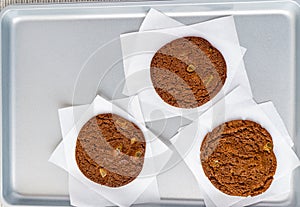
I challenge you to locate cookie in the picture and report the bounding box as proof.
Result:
[75,113,146,187]
[200,120,277,196]
[150,36,227,108]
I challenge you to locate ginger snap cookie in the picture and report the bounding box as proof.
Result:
[150,36,227,108]
[200,120,277,196]
[75,113,146,187]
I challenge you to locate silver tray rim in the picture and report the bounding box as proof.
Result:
[1,0,300,206]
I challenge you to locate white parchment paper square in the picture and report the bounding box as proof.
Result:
[51,99,295,207]
[139,8,252,97]
[171,86,300,207]
[135,9,251,123]
[121,12,246,122]
[259,101,294,148]
[49,95,172,207]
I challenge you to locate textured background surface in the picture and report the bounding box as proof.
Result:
[0,0,130,10]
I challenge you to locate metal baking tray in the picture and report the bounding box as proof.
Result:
[1,0,300,206]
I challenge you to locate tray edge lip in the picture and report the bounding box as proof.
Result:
[0,0,299,206]
[1,0,300,18]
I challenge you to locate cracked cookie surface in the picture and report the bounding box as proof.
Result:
[75,113,146,187]
[200,120,277,196]
[150,36,227,108]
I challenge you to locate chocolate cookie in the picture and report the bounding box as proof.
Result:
[75,113,146,187]
[150,36,227,108]
[200,120,277,196]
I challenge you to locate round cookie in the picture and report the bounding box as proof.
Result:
[150,36,227,109]
[200,120,277,196]
[75,113,146,187]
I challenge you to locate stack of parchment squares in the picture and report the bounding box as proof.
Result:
[49,9,300,207]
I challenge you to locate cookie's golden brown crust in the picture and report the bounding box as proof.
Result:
[150,36,227,108]
[200,120,277,196]
[75,113,146,187]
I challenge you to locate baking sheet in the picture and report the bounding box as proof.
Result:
[1,0,300,206]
